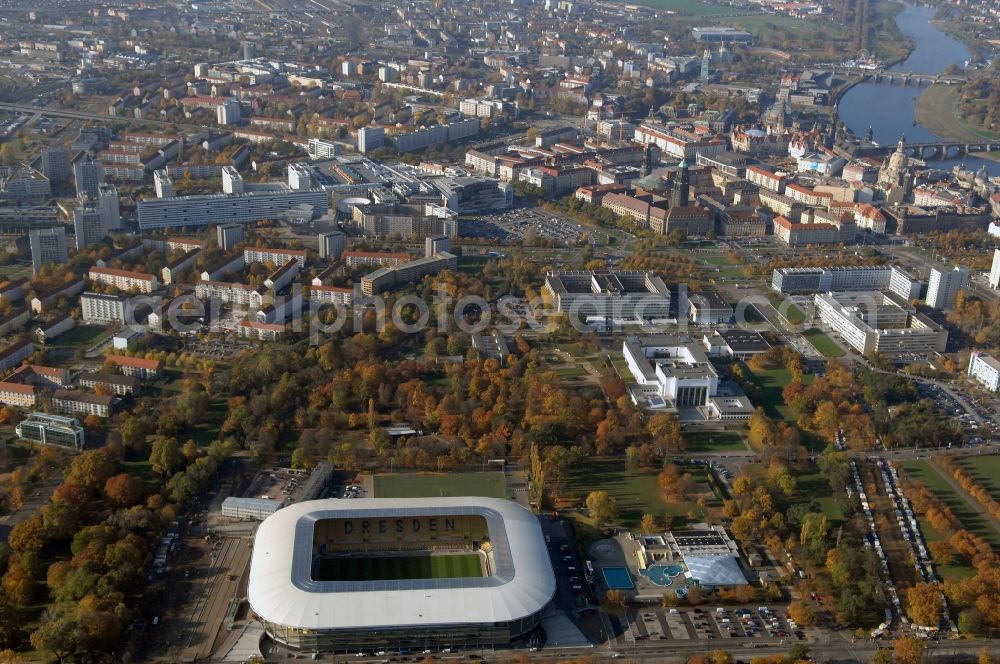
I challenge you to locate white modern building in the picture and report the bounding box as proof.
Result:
[623,335,719,408]
[988,249,1000,290]
[814,291,948,355]
[925,266,969,310]
[968,352,1000,392]
[771,265,922,301]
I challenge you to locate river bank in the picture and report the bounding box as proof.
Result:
[913,84,1000,144]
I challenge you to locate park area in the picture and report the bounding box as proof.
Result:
[802,328,844,358]
[561,462,722,530]
[314,553,483,582]
[900,458,1000,579]
[373,471,507,499]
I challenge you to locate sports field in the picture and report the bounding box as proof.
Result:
[373,472,507,499]
[315,553,483,581]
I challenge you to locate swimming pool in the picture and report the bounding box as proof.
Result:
[602,566,635,590]
[640,564,684,587]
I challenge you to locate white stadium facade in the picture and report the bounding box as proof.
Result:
[248,497,556,652]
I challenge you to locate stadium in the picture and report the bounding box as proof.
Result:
[247,497,556,653]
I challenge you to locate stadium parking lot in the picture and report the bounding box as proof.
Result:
[608,605,802,647]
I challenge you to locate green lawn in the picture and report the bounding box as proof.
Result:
[900,459,1000,551]
[748,366,813,423]
[802,328,844,358]
[554,365,587,379]
[635,0,747,15]
[315,553,483,581]
[765,292,806,324]
[563,463,716,527]
[956,455,1000,502]
[457,256,489,274]
[684,431,747,453]
[51,324,113,348]
[373,472,507,499]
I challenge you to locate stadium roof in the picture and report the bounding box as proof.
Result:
[248,497,555,631]
[683,555,748,586]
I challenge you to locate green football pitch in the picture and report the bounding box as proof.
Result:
[315,553,483,581]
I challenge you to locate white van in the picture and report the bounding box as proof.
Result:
[716,607,726,613]
[669,608,680,614]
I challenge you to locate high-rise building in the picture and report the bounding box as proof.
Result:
[217,224,245,251]
[670,159,690,208]
[357,127,385,154]
[925,265,969,310]
[424,234,451,258]
[28,227,68,274]
[222,166,244,194]
[72,154,104,199]
[243,40,257,60]
[989,249,1000,290]
[73,205,104,249]
[319,231,345,260]
[154,169,173,198]
[40,147,71,184]
[288,163,314,191]
[98,184,120,233]
[217,100,241,126]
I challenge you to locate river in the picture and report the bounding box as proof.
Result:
[836,3,1000,175]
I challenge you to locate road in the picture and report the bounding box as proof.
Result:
[0,102,205,130]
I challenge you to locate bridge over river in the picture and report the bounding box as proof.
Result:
[830,65,967,86]
[845,141,1000,161]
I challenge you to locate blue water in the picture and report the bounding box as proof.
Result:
[837,3,1000,175]
[641,564,685,587]
[602,566,635,590]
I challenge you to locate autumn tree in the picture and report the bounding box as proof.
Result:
[604,589,626,612]
[788,600,817,626]
[585,491,617,527]
[640,513,659,534]
[149,436,183,476]
[103,473,145,508]
[906,583,943,627]
[893,635,925,664]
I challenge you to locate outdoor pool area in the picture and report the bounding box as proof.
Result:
[640,564,685,587]
[602,566,635,590]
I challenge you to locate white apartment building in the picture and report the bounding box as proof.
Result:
[81,292,130,324]
[28,226,68,274]
[968,352,1000,392]
[195,280,261,306]
[244,247,307,268]
[89,267,158,293]
[52,390,113,418]
[310,285,353,306]
[358,127,385,153]
[154,169,173,198]
[925,266,969,310]
[988,249,1000,290]
[222,166,244,194]
[308,138,338,160]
